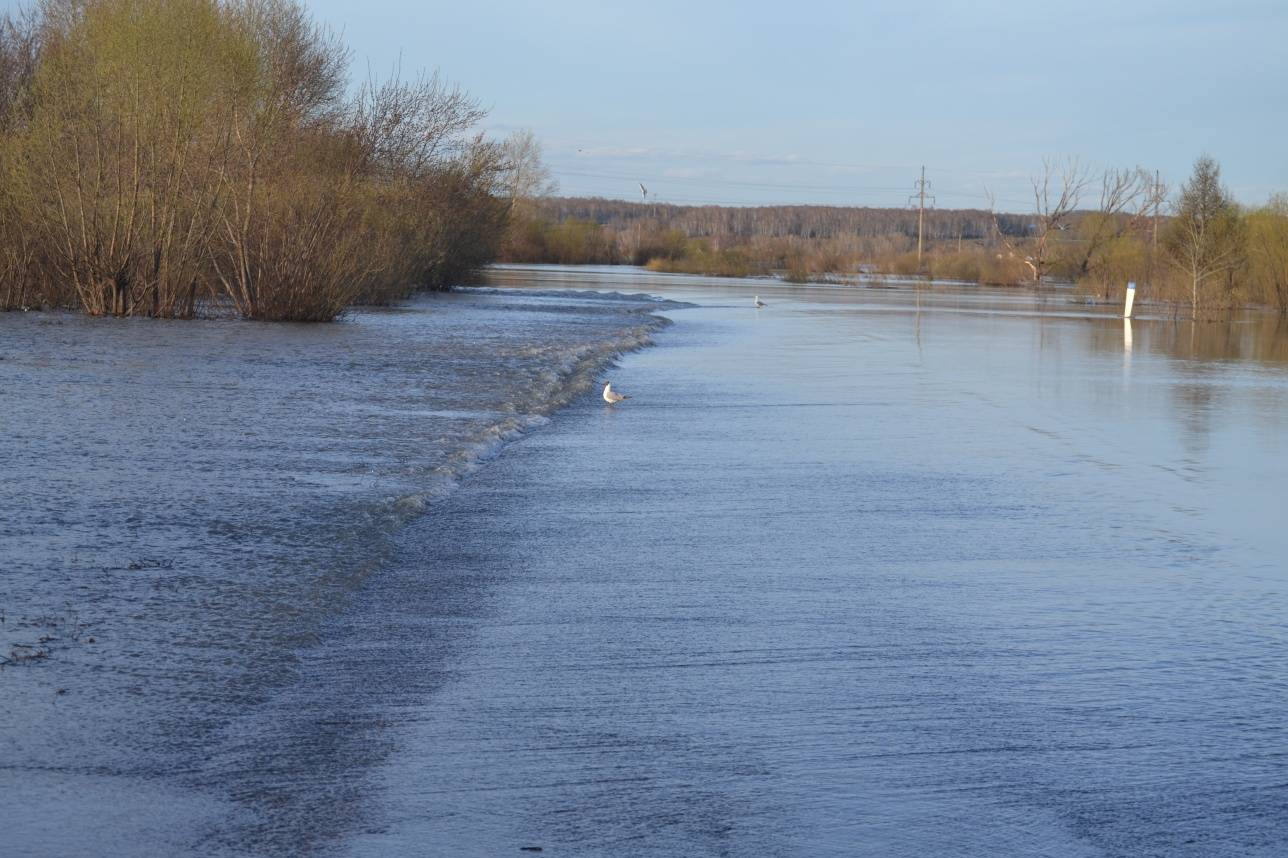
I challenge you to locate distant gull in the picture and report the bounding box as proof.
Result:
[602,381,630,404]
[754,295,766,309]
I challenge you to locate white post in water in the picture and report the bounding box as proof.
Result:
[1123,281,1137,319]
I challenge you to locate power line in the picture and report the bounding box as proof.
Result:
[554,140,1029,178]
[552,169,1032,208]
[550,167,911,194]
[554,166,1023,200]
[553,184,1035,212]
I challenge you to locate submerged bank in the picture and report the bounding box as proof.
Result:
[0,288,677,855]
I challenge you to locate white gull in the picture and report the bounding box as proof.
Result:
[602,382,630,404]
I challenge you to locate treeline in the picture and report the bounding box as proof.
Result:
[527,198,1032,242]
[498,196,1084,284]
[501,158,1288,318]
[0,0,520,320]
[499,202,1066,283]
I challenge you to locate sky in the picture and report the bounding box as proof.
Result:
[156,1,1288,209]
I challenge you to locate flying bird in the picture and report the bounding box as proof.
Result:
[602,382,630,404]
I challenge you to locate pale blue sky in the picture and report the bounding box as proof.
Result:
[68,0,1288,210]
[300,0,1286,210]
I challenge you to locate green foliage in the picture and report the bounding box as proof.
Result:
[1164,155,1247,317]
[0,0,511,321]
[1073,231,1151,300]
[1245,197,1288,314]
[632,228,689,266]
[645,241,770,278]
[501,218,618,265]
[11,0,258,316]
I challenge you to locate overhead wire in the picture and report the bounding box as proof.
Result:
[552,171,1033,209]
[546,153,1036,208]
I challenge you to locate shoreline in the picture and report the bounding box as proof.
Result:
[491,262,1288,318]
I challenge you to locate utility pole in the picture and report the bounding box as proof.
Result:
[1147,169,1164,289]
[637,182,648,262]
[909,166,935,269]
[1151,169,1162,253]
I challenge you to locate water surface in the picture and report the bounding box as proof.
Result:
[347,266,1288,856]
[0,288,670,855]
[4,267,1287,856]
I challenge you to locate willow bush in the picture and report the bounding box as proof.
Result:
[0,0,513,321]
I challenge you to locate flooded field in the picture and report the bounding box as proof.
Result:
[3,266,1287,855]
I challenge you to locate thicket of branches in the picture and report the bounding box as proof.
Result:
[0,0,514,320]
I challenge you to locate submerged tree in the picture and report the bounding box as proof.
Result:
[983,157,1090,283]
[1164,155,1245,319]
[1026,157,1092,283]
[11,0,268,316]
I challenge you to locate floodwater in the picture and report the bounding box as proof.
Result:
[0,288,671,855]
[4,266,1288,856]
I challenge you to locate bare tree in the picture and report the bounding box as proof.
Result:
[501,129,556,203]
[1026,157,1091,282]
[982,158,1090,283]
[1075,167,1149,278]
[347,70,487,181]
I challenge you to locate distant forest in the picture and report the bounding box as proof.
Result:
[502,159,1288,320]
[533,198,1033,242]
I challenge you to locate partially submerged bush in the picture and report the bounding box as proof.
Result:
[0,0,513,320]
[645,241,771,278]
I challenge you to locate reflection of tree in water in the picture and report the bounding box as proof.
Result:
[1086,314,1288,366]
[1159,316,1288,365]
[1158,318,1288,456]
[1081,314,1288,455]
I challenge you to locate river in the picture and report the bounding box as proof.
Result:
[3,266,1287,855]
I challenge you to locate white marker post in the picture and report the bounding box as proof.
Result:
[1123,281,1136,319]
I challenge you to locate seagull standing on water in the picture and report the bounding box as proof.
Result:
[602,381,630,404]
[754,295,766,309]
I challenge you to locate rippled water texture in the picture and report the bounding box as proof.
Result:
[4,268,1288,856]
[0,288,671,855]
